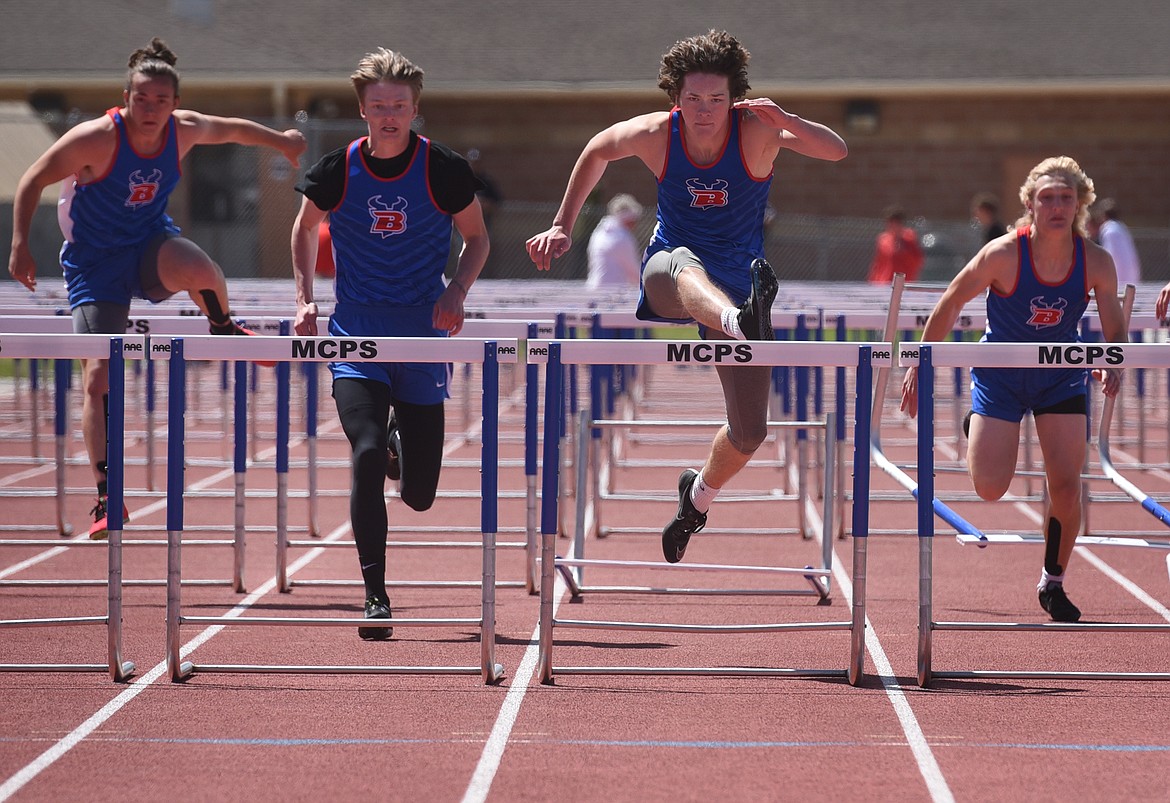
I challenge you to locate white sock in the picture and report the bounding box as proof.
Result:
[720,307,745,340]
[1038,568,1065,591]
[689,471,720,513]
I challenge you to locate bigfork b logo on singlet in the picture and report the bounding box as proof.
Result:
[686,178,729,209]
[125,169,163,208]
[368,195,408,237]
[1026,295,1067,329]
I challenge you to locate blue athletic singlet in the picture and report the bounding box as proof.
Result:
[640,108,772,319]
[327,137,452,308]
[58,108,181,307]
[971,227,1090,421]
[326,137,453,401]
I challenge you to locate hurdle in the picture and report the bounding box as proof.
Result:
[579,312,835,545]
[908,341,1170,686]
[160,334,508,683]
[280,319,542,594]
[0,334,140,681]
[531,338,886,685]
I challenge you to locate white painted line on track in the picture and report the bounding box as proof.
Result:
[1,409,502,799]
[461,576,566,803]
[803,471,955,803]
[0,518,352,802]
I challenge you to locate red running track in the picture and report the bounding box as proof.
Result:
[1,359,1168,802]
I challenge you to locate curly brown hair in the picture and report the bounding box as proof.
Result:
[126,37,180,94]
[657,30,751,105]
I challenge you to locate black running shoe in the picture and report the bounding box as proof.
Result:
[662,469,707,563]
[358,595,393,640]
[736,258,778,341]
[386,424,402,482]
[1038,583,1081,623]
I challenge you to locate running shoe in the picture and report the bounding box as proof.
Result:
[661,469,706,563]
[210,320,276,367]
[736,258,778,341]
[1038,583,1081,623]
[88,495,130,541]
[358,595,394,641]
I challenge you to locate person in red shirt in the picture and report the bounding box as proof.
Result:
[868,205,923,284]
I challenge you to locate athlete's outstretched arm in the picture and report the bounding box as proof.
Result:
[526,113,663,271]
[736,98,848,161]
[176,110,306,166]
[7,122,111,292]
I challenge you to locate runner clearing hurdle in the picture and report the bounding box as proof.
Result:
[6,37,306,540]
[291,47,489,640]
[526,30,847,563]
[900,156,1127,622]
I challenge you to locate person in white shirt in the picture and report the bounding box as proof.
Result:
[585,193,644,289]
[1090,198,1141,288]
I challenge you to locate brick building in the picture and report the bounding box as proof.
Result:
[3,1,1170,280]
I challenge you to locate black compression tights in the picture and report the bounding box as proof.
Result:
[332,378,445,595]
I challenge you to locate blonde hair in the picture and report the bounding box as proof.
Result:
[350,48,424,103]
[126,37,180,94]
[1016,156,1096,236]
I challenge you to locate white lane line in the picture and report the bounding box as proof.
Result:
[1,410,497,799]
[804,474,955,803]
[0,520,352,802]
[462,576,566,803]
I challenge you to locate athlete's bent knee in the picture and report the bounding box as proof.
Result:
[728,426,767,455]
[401,487,436,512]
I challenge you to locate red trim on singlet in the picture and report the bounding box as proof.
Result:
[656,109,676,183]
[358,135,423,183]
[737,109,774,183]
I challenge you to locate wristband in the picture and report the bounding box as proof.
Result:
[450,278,469,297]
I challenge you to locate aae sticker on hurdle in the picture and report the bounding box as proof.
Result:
[905,340,1170,686]
[529,337,891,684]
[0,334,141,681]
[155,334,513,684]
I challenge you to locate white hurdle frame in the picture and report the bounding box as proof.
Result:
[530,338,889,685]
[157,335,511,684]
[0,334,141,681]
[906,340,1170,686]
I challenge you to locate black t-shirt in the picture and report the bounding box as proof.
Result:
[296,132,484,215]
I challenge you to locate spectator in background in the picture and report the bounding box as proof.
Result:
[1090,198,1141,288]
[868,205,923,284]
[586,193,644,289]
[971,191,1007,246]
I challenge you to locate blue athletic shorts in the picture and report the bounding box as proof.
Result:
[61,229,179,308]
[327,304,451,404]
[970,365,1087,423]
